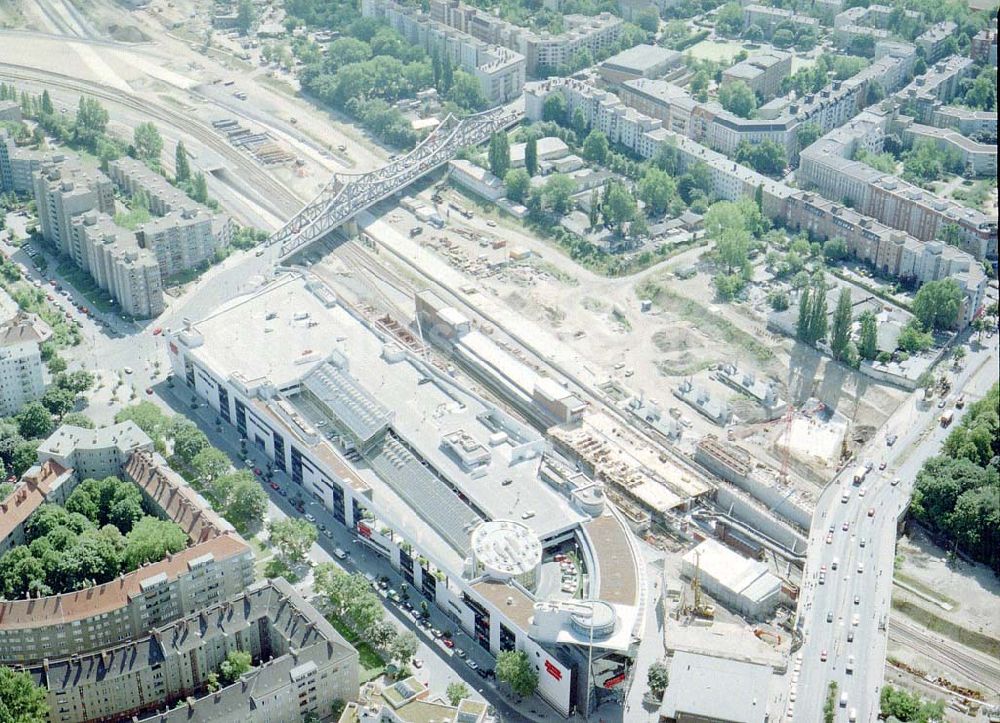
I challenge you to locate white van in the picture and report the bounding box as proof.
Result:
[840,692,848,708]
[333,547,347,560]
[846,655,854,673]
[849,708,857,722]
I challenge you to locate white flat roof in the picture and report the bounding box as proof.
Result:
[187,274,586,545]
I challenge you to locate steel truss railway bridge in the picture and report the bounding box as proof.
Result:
[272,104,522,259]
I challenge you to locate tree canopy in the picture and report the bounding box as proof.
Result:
[0,666,49,723]
[912,279,963,331]
[496,650,539,697]
[909,383,999,571]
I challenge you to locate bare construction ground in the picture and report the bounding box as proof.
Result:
[388,183,909,505]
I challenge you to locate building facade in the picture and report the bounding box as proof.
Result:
[0,299,50,416]
[32,161,115,268]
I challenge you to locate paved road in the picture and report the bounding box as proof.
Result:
[792,335,998,722]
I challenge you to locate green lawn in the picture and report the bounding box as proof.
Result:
[57,261,116,313]
[326,614,386,682]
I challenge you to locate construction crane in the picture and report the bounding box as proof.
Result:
[691,552,716,620]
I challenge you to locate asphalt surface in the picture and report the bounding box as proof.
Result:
[791,335,999,722]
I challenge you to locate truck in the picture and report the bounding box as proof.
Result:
[852,466,867,485]
[940,409,955,427]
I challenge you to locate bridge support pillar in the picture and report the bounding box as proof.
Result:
[344,218,359,238]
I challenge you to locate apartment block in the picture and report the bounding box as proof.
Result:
[361,0,525,105]
[970,25,997,66]
[28,577,358,723]
[799,110,997,261]
[31,161,114,268]
[135,207,223,280]
[0,130,67,195]
[900,121,997,178]
[0,292,50,417]
[73,212,165,319]
[597,44,682,85]
[785,192,986,326]
[107,157,196,215]
[34,421,154,481]
[0,431,254,667]
[917,22,958,63]
[721,51,792,101]
[619,53,907,160]
[524,78,795,215]
[743,4,819,36]
[428,0,623,75]
[894,55,975,121]
[107,157,233,250]
[930,105,997,137]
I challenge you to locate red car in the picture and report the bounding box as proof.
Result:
[269,482,280,491]
[254,467,262,476]
[153,327,163,335]
[442,639,455,649]
[48,279,56,286]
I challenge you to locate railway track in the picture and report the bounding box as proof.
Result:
[0,63,302,220]
[889,618,1000,694]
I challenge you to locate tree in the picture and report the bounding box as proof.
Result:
[880,684,946,722]
[582,129,609,164]
[495,650,538,698]
[268,518,317,565]
[40,90,54,116]
[431,46,442,89]
[446,681,470,706]
[830,288,853,362]
[913,279,962,331]
[858,310,878,360]
[441,53,454,92]
[571,107,588,136]
[808,274,828,344]
[219,650,252,684]
[716,2,744,36]
[897,319,933,353]
[488,132,510,180]
[602,182,637,229]
[542,93,567,125]
[221,474,267,533]
[191,172,209,204]
[524,136,538,176]
[16,402,52,440]
[192,447,231,484]
[936,222,963,247]
[74,97,109,149]
[964,66,997,111]
[65,476,144,532]
[41,387,75,419]
[705,201,750,274]
[10,441,40,477]
[796,122,822,151]
[170,420,209,463]
[123,516,188,569]
[389,631,419,664]
[115,402,172,444]
[689,70,709,101]
[719,81,756,118]
[132,122,163,163]
[0,665,49,723]
[635,6,660,34]
[448,70,487,111]
[647,660,669,696]
[638,167,676,216]
[542,174,576,214]
[55,370,95,394]
[236,0,256,35]
[504,169,531,203]
[175,140,191,183]
[735,140,786,176]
